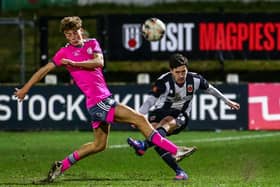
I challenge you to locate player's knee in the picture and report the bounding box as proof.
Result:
[175,113,187,129]
[96,144,107,152]
[90,141,107,153]
[97,141,108,151]
[170,113,188,135]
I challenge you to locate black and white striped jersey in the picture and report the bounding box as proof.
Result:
[139,71,209,116]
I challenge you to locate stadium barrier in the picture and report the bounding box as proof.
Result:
[3,83,280,130]
[0,84,249,131]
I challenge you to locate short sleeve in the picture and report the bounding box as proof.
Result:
[52,48,65,66]
[149,78,166,97]
[90,39,102,53]
[198,74,209,90]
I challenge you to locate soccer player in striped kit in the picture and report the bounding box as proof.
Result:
[14,16,191,183]
[127,53,240,180]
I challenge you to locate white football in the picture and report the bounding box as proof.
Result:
[142,18,166,41]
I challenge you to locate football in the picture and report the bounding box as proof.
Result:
[142,18,166,41]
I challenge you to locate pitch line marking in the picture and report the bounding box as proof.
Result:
[175,132,280,143]
[109,132,280,149]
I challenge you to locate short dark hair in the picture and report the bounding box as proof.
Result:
[60,16,82,32]
[169,53,188,69]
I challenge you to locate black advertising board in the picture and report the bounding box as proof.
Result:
[188,84,248,130]
[106,13,280,60]
[0,84,247,131]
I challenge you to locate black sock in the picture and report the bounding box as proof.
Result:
[154,146,183,173]
[143,139,153,148]
[157,127,167,137]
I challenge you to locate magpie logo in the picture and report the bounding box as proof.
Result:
[122,24,142,51]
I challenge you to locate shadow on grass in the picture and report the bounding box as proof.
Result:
[63,176,152,182]
[0,182,35,186]
[0,177,151,186]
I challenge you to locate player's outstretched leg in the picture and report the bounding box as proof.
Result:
[127,129,197,162]
[127,127,167,156]
[40,123,109,183]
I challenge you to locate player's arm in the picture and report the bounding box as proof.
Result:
[195,73,240,110]
[205,84,240,110]
[139,78,166,114]
[139,95,157,115]
[61,53,104,70]
[14,62,56,101]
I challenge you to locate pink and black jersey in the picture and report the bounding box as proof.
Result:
[52,39,111,108]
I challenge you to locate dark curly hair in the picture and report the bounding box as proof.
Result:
[169,53,189,69]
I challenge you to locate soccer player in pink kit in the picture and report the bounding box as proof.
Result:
[14,16,191,183]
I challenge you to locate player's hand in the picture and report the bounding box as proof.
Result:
[226,100,240,110]
[14,88,27,102]
[61,58,76,67]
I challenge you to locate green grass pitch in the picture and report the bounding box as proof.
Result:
[0,130,279,187]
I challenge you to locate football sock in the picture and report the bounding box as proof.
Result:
[148,130,177,155]
[143,127,168,149]
[157,127,167,137]
[61,151,80,172]
[154,146,183,173]
[143,140,153,149]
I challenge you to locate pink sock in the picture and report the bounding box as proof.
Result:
[149,131,178,155]
[61,151,80,172]
[61,158,71,172]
